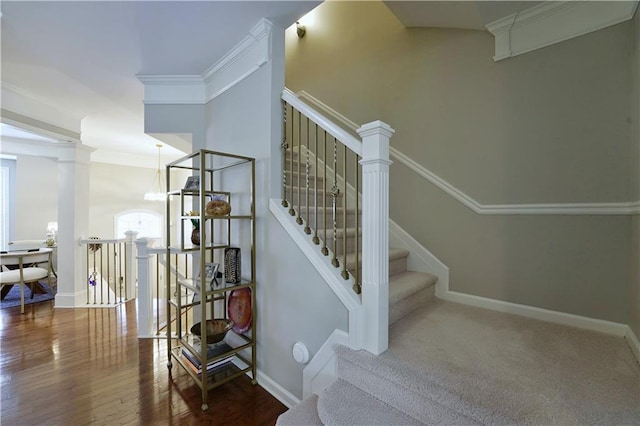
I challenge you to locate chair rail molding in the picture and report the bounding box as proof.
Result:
[138,19,272,105]
[295,90,640,216]
[486,0,640,61]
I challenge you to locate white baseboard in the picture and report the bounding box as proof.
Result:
[257,370,301,409]
[624,326,640,363]
[440,290,629,337]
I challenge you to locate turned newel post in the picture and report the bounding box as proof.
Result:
[357,120,394,355]
[136,238,153,338]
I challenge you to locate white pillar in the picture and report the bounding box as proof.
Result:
[124,231,138,300]
[54,142,93,308]
[136,238,154,338]
[357,120,394,355]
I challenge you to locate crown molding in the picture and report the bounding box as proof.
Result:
[136,75,206,104]
[138,19,272,105]
[486,1,639,61]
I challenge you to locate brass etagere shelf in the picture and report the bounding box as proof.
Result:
[165,149,256,411]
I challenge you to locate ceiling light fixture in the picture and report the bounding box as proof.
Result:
[144,144,166,201]
[296,21,306,38]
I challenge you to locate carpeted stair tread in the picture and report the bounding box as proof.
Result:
[389,271,437,324]
[276,394,322,426]
[316,378,422,426]
[334,344,512,425]
[389,271,437,305]
[343,247,410,278]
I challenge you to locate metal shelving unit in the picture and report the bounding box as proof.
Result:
[165,149,256,411]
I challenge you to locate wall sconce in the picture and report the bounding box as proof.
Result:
[296,21,306,38]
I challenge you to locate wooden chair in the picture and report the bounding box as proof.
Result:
[0,248,54,314]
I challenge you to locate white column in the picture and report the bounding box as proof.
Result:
[357,120,394,355]
[124,231,138,300]
[54,142,93,308]
[136,238,154,338]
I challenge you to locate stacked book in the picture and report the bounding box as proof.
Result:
[181,342,234,375]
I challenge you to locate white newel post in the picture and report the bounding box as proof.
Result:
[357,120,394,355]
[136,238,153,338]
[124,231,138,300]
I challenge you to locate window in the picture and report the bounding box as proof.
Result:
[114,210,162,241]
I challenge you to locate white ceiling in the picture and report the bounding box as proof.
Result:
[384,1,542,30]
[1,1,538,168]
[0,1,320,167]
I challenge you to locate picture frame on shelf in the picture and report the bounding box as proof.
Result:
[202,262,220,290]
[192,263,221,302]
[184,176,200,190]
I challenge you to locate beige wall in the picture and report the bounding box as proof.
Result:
[631,9,640,338]
[286,1,634,324]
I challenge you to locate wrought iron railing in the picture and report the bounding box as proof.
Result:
[280,88,394,354]
[281,97,363,294]
[81,237,133,305]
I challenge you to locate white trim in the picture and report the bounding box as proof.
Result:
[486,1,639,61]
[257,369,301,409]
[389,219,449,297]
[138,19,272,105]
[282,88,362,156]
[303,329,349,399]
[439,289,629,337]
[624,326,640,363]
[392,148,639,215]
[294,89,640,216]
[297,91,360,133]
[136,75,206,104]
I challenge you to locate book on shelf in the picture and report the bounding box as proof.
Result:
[181,342,234,373]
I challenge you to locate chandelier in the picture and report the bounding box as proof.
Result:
[144,144,166,201]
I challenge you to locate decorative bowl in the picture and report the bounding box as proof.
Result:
[190,319,234,344]
[206,200,231,216]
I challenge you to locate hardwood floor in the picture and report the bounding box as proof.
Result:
[0,299,287,425]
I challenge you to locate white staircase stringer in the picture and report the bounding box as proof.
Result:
[389,219,449,298]
[269,198,364,350]
[302,329,350,400]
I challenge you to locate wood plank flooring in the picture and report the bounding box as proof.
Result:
[0,299,287,425]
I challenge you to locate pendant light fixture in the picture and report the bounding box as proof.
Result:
[144,144,166,201]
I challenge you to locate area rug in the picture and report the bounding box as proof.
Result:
[0,282,55,309]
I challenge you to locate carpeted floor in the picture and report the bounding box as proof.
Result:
[389,299,640,425]
[0,281,55,309]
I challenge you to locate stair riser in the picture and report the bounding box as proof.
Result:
[326,234,358,256]
[344,254,408,279]
[306,210,359,229]
[286,188,344,208]
[389,286,435,325]
[282,170,326,186]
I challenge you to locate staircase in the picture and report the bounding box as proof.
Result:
[282,146,437,325]
[274,90,640,425]
[277,147,443,425]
